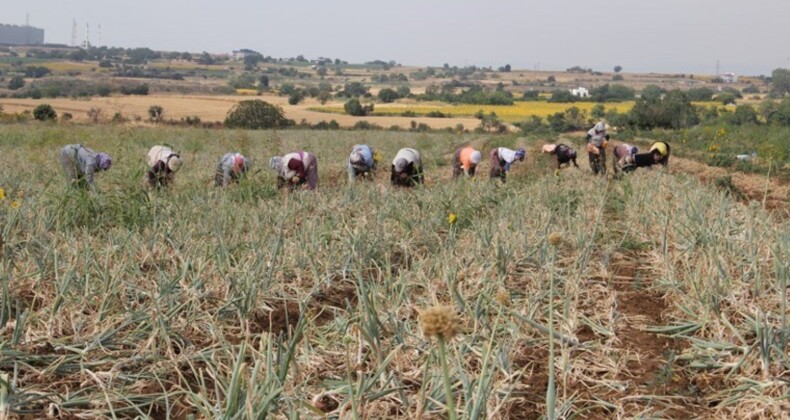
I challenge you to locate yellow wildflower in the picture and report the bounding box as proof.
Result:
[10,200,21,209]
[448,212,457,225]
[0,188,5,200]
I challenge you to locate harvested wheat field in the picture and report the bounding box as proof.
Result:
[0,125,787,419]
[0,95,480,130]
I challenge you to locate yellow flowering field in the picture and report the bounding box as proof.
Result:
[312,100,722,123]
[312,101,635,123]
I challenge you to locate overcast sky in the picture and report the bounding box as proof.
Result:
[5,0,789,75]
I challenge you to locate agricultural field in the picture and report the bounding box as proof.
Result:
[311,101,635,123]
[0,124,787,418]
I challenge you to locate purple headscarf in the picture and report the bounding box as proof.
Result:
[97,153,112,170]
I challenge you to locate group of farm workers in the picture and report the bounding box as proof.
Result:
[541,122,670,173]
[58,123,671,191]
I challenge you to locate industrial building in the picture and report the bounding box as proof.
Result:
[0,23,45,45]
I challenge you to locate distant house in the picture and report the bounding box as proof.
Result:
[721,72,738,83]
[571,87,589,98]
[232,49,260,60]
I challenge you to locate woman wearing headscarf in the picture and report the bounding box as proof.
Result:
[585,122,610,174]
[59,144,112,192]
[452,146,482,178]
[215,152,249,187]
[612,143,639,173]
[270,151,318,190]
[542,143,579,169]
[489,147,526,182]
[348,144,377,182]
[649,141,671,167]
[146,145,183,189]
[617,141,671,172]
[390,147,424,187]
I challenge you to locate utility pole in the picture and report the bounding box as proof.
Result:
[71,19,78,47]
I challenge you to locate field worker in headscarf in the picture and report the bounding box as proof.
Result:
[59,144,112,192]
[649,141,671,167]
[489,147,526,182]
[542,143,579,169]
[348,144,377,182]
[585,122,610,174]
[612,143,639,173]
[452,146,482,178]
[390,147,424,187]
[215,152,249,187]
[270,151,318,190]
[146,145,183,189]
[617,141,671,172]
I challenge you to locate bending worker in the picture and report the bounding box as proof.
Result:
[391,147,424,187]
[542,143,579,169]
[612,143,638,173]
[585,122,610,174]
[59,144,112,192]
[489,147,526,182]
[453,146,482,178]
[146,145,183,188]
[348,144,377,182]
[617,141,672,172]
[270,151,319,190]
[215,152,249,187]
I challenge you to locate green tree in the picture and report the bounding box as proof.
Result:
[770,68,790,97]
[396,86,411,98]
[686,87,715,101]
[8,75,25,90]
[614,65,623,73]
[288,90,305,105]
[224,100,293,129]
[344,98,365,116]
[378,88,400,103]
[716,92,737,105]
[316,67,328,77]
[259,75,269,89]
[591,103,606,119]
[640,85,665,101]
[732,104,758,125]
[32,104,57,121]
[547,89,575,103]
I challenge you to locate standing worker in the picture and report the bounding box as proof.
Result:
[585,122,610,174]
[348,144,377,182]
[215,152,249,187]
[146,145,183,189]
[542,143,579,169]
[391,147,424,187]
[453,146,482,178]
[59,144,112,192]
[489,147,526,182]
[269,151,319,190]
[612,143,638,173]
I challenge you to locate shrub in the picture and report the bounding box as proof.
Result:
[33,104,57,121]
[8,76,25,90]
[224,100,293,129]
[547,89,576,103]
[612,74,624,81]
[522,90,541,100]
[148,105,164,122]
[378,88,400,103]
[344,99,374,116]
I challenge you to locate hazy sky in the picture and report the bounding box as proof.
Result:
[5,0,789,75]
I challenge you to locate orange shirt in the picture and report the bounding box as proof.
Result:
[459,147,476,170]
